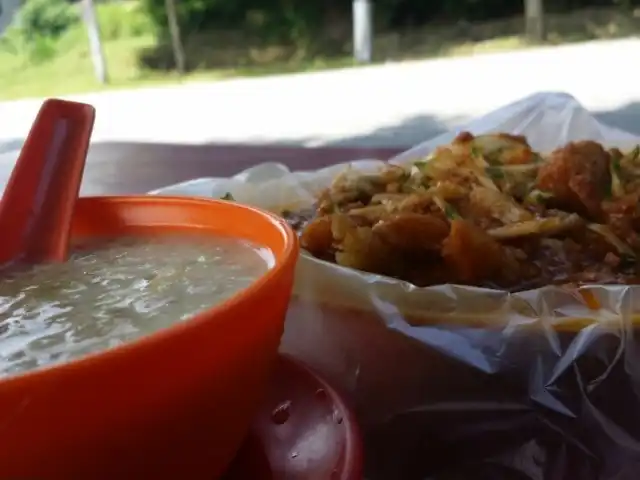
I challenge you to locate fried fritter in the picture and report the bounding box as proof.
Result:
[286,133,640,290]
[536,141,611,220]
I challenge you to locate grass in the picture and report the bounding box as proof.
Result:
[1,4,640,101]
[0,29,355,100]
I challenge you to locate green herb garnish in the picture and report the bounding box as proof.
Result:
[609,153,624,198]
[485,166,505,180]
[483,148,504,166]
[443,202,462,220]
[524,189,553,205]
[413,160,429,170]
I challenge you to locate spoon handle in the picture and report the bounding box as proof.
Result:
[0,99,96,266]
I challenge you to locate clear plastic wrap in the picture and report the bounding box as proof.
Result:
[152,92,640,479]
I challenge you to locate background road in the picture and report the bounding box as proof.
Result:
[0,38,639,190]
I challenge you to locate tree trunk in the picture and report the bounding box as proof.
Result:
[524,0,545,42]
[82,0,108,84]
[164,0,186,74]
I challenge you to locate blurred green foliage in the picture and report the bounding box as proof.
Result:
[0,0,155,64]
[5,0,640,65]
[1,0,78,63]
[141,0,640,40]
[135,0,640,70]
[96,1,155,40]
[142,0,324,44]
[17,0,78,40]
[1,0,640,87]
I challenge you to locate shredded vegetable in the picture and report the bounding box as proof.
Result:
[287,133,640,291]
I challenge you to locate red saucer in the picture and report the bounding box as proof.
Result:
[222,355,363,480]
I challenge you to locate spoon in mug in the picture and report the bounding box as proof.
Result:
[0,99,96,266]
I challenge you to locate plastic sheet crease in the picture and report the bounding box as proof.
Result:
[152,92,640,479]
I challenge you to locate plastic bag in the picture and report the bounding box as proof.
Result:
[152,92,640,479]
